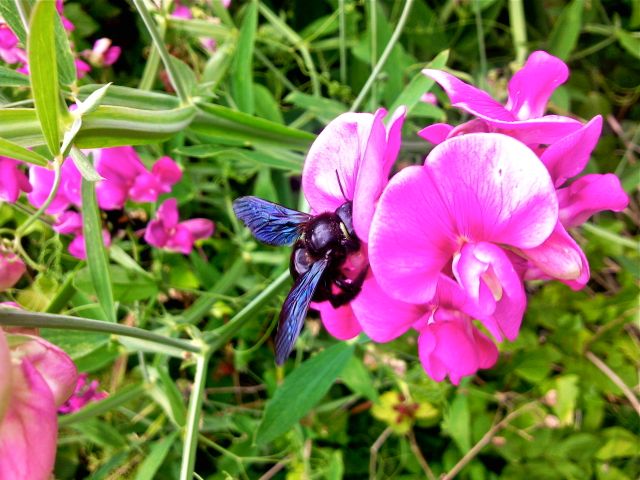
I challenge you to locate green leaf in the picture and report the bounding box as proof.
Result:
[0,137,49,166]
[0,65,30,87]
[255,342,354,445]
[80,178,116,322]
[192,102,314,151]
[74,265,157,303]
[72,418,127,448]
[77,84,179,110]
[340,354,379,402]
[75,105,196,148]
[53,9,77,85]
[75,83,113,116]
[285,92,347,124]
[202,41,235,89]
[596,427,640,460]
[617,29,640,60]
[548,0,584,60]
[28,0,61,157]
[551,374,579,426]
[148,367,187,427]
[388,49,450,114]
[135,432,179,480]
[442,391,471,453]
[231,0,257,114]
[69,148,103,182]
[169,56,197,96]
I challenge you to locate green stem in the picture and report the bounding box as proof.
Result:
[581,223,637,250]
[15,157,60,237]
[350,0,414,112]
[369,0,377,111]
[474,0,488,91]
[508,0,528,66]
[180,351,211,480]
[132,0,190,104]
[0,310,202,354]
[14,0,30,34]
[139,19,166,91]
[204,270,289,352]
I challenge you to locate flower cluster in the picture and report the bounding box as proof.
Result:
[0,1,120,79]
[302,51,628,384]
[0,146,214,292]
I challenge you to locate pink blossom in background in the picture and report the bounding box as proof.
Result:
[28,160,82,215]
[419,51,583,146]
[369,133,558,341]
[420,92,438,105]
[58,373,108,414]
[144,198,214,254]
[55,0,75,31]
[53,210,111,260]
[0,328,77,480]
[93,147,182,210]
[172,2,193,19]
[0,157,31,203]
[0,24,26,65]
[75,58,91,78]
[0,249,25,291]
[301,106,406,340]
[82,38,121,67]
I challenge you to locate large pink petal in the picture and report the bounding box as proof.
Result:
[424,133,558,248]
[369,165,457,304]
[152,156,182,189]
[489,115,584,145]
[316,303,361,340]
[28,166,71,214]
[423,69,515,122]
[166,224,195,254]
[96,179,129,210]
[59,159,82,207]
[558,174,629,228]
[302,111,379,214]
[350,273,423,342]
[144,219,169,248]
[12,335,77,407]
[418,123,454,145]
[352,110,390,241]
[0,361,58,480]
[505,51,569,120]
[520,222,589,289]
[541,116,603,187]
[0,158,22,203]
[94,146,145,181]
[417,313,498,385]
[382,106,407,175]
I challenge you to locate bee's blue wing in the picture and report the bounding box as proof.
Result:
[275,257,328,364]
[233,196,311,246]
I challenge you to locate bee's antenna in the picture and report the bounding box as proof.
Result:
[335,170,348,201]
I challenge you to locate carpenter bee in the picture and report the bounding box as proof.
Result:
[233,196,367,364]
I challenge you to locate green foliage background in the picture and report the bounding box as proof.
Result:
[0,0,638,478]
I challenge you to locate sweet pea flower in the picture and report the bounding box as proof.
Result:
[369,133,559,341]
[56,0,74,31]
[301,107,406,340]
[419,51,583,146]
[93,147,182,210]
[53,210,111,260]
[144,198,214,254]
[0,326,77,480]
[0,23,26,65]
[28,160,82,215]
[0,157,31,203]
[82,38,121,67]
[58,373,108,414]
[0,249,25,291]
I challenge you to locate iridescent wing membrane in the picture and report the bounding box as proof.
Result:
[275,257,329,364]
[233,196,311,246]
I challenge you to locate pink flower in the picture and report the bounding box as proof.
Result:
[0,327,77,479]
[369,133,558,341]
[0,157,31,203]
[93,147,182,210]
[420,51,583,146]
[75,58,91,78]
[144,198,214,254]
[28,160,82,215]
[56,0,75,31]
[82,38,121,67]
[53,210,111,260]
[0,249,25,291]
[301,107,406,340]
[58,373,107,414]
[0,24,26,65]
